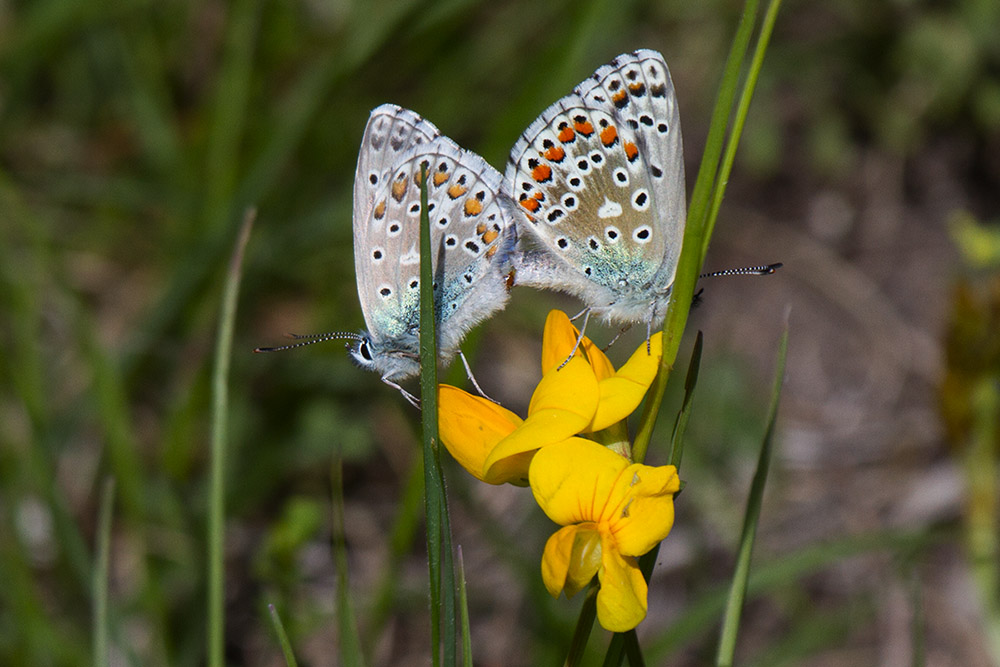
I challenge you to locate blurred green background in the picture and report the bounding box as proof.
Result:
[2,0,999,664]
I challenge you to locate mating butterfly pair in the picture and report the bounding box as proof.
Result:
[262,50,688,401]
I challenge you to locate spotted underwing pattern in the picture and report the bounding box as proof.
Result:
[506,49,686,328]
[350,104,518,385]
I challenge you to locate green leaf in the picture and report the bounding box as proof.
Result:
[715,323,787,667]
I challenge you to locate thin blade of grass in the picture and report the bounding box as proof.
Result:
[457,546,472,667]
[332,460,365,667]
[687,0,760,248]
[646,526,952,661]
[92,477,115,667]
[566,582,599,667]
[267,604,299,667]
[632,0,761,463]
[668,331,703,470]
[418,163,455,666]
[715,323,787,667]
[623,630,645,667]
[702,0,785,256]
[208,208,256,667]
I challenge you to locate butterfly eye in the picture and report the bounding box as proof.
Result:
[359,340,373,362]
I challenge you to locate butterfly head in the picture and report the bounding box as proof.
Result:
[346,332,421,381]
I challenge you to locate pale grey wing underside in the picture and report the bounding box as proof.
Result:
[356,131,517,366]
[353,104,440,341]
[505,50,686,323]
[574,49,686,288]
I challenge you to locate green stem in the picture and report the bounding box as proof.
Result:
[208,209,255,667]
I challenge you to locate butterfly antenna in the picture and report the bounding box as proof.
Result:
[254,331,363,353]
[699,263,783,279]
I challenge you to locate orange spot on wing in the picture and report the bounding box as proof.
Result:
[482,229,499,244]
[520,198,540,212]
[544,145,565,162]
[464,198,483,216]
[600,125,618,147]
[391,176,408,202]
[624,141,639,162]
[373,200,386,220]
[558,126,575,143]
[476,222,487,234]
[433,171,449,186]
[612,90,628,107]
[447,183,467,199]
[485,245,498,259]
[574,120,595,136]
[532,164,552,183]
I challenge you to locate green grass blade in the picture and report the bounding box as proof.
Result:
[632,0,761,464]
[623,630,645,667]
[208,209,256,667]
[688,0,760,247]
[419,163,455,666]
[668,331,703,470]
[267,604,299,667]
[92,477,115,667]
[715,324,787,667]
[566,582,599,667]
[646,526,951,661]
[702,0,785,256]
[457,546,472,667]
[332,460,366,667]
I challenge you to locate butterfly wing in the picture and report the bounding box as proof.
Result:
[575,50,685,290]
[354,109,517,377]
[354,104,441,337]
[506,50,685,323]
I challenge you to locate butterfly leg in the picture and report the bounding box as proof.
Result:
[602,322,636,352]
[459,350,499,404]
[558,308,592,370]
[382,376,420,408]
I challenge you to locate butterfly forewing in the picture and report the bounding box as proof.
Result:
[508,98,660,291]
[575,49,685,286]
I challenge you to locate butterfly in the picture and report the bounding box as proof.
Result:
[506,49,686,337]
[257,104,519,405]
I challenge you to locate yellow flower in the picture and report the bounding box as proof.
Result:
[437,311,662,485]
[530,439,680,632]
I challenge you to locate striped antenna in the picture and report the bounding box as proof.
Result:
[254,331,363,353]
[699,263,782,279]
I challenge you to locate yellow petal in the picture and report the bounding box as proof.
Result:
[609,463,681,556]
[541,524,602,599]
[541,310,581,375]
[564,524,602,597]
[588,332,663,432]
[541,525,577,598]
[438,385,523,484]
[529,438,630,527]
[483,356,599,483]
[580,335,616,382]
[595,536,648,632]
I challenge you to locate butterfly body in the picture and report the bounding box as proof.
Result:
[507,49,685,328]
[351,104,518,384]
